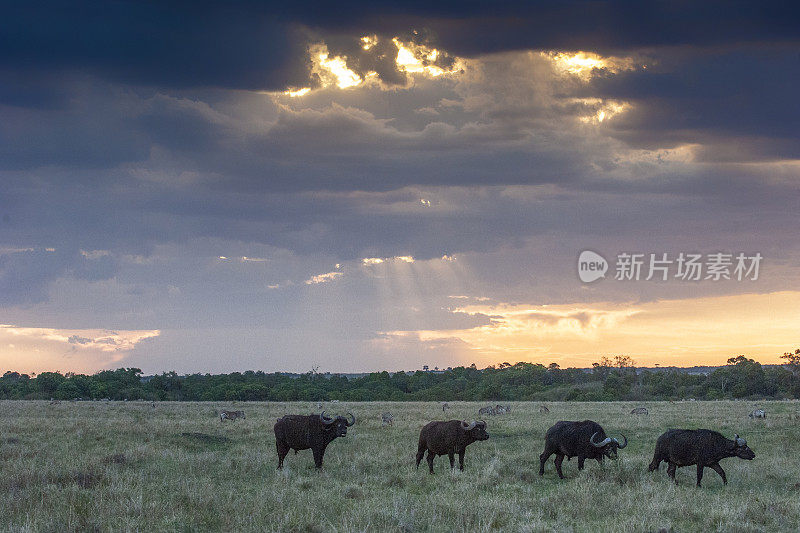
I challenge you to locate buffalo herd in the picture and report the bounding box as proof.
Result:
[272,407,755,487]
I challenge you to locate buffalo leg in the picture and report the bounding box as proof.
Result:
[539,448,554,476]
[458,451,465,471]
[710,462,727,484]
[555,454,565,479]
[276,441,289,469]
[426,450,435,474]
[312,447,324,468]
[696,464,704,487]
[577,456,585,470]
[667,462,677,483]
[415,445,426,469]
[448,452,455,470]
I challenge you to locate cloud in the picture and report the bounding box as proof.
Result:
[0,324,159,374]
[305,271,343,284]
[586,46,800,161]
[362,256,415,265]
[0,247,120,305]
[1,4,799,373]
[381,291,800,368]
[5,3,797,93]
[0,3,310,92]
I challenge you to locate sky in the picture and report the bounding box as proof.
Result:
[1,1,799,374]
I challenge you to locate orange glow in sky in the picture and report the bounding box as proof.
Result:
[382,291,800,368]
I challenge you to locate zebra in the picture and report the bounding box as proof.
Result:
[441,402,450,412]
[494,404,510,414]
[381,412,394,426]
[220,410,246,422]
[539,405,550,414]
[748,408,766,419]
[478,406,496,416]
[630,407,649,415]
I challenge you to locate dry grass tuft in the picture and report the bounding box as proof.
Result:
[101,453,127,465]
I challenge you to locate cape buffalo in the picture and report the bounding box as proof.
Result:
[416,420,489,474]
[274,411,355,469]
[539,420,627,478]
[648,429,755,487]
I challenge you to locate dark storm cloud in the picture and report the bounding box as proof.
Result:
[1,1,310,92]
[396,2,800,56]
[3,2,798,92]
[586,47,800,160]
[0,248,118,305]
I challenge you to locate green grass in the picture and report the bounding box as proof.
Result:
[2,400,799,532]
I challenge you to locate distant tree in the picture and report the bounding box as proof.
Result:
[726,355,752,366]
[55,380,81,400]
[592,357,612,379]
[781,349,800,375]
[613,355,636,369]
[36,372,65,397]
[714,356,766,398]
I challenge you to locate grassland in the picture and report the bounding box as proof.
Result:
[1,400,799,532]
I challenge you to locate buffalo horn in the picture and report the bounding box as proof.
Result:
[590,432,612,447]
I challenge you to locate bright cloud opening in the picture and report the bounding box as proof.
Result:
[392,38,462,77]
[545,51,637,80]
[311,43,362,89]
[362,256,415,265]
[276,35,465,98]
[305,271,343,284]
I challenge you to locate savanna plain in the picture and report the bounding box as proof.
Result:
[1,400,799,532]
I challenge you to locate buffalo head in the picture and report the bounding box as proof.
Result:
[731,434,755,460]
[461,420,490,441]
[590,431,628,459]
[320,411,356,437]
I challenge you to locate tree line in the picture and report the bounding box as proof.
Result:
[2,351,799,402]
